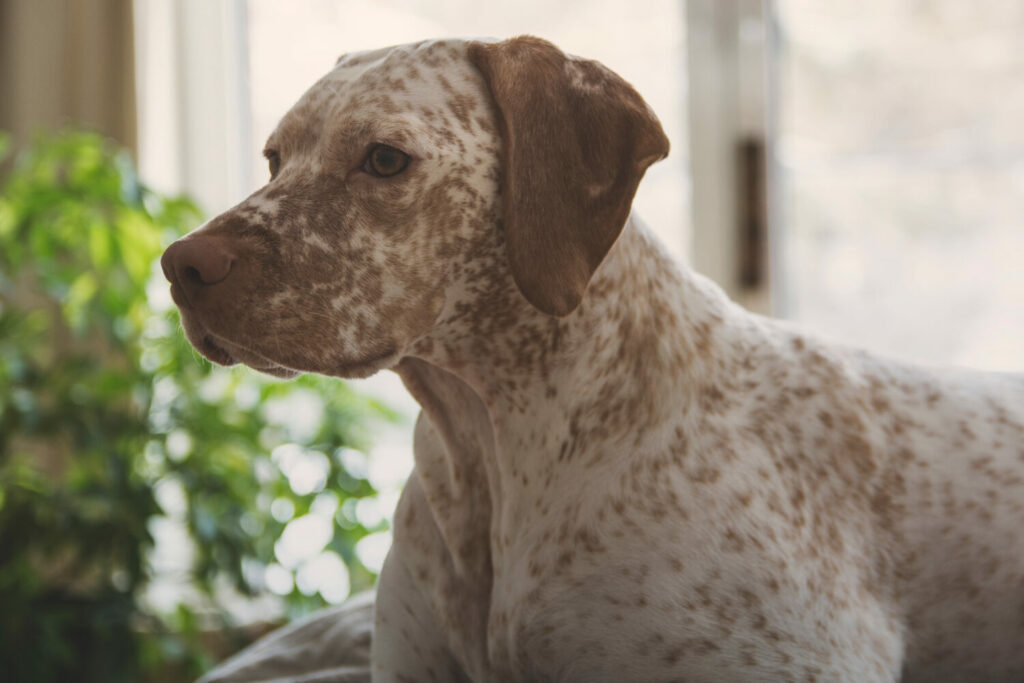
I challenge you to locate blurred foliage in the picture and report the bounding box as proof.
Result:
[0,130,398,682]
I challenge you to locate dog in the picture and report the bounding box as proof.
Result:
[163,36,1024,682]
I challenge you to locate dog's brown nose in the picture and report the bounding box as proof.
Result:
[161,237,235,304]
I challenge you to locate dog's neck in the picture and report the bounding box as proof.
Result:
[406,213,734,420]
[393,213,736,576]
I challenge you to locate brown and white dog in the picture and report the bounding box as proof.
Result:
[163,37,1024,682]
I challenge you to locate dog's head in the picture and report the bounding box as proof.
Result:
[161,37,668,379]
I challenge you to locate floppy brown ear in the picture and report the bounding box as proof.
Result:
[468,36,669,316]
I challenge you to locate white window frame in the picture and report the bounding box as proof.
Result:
[685,0,778,315]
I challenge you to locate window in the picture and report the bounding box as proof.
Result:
[134,0,1024,621]
[776,1,1024,371]
[138,1,1023,374]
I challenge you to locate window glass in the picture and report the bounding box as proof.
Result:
[777,1,1024,371]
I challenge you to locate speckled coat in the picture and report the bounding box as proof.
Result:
[162,37,1024,683]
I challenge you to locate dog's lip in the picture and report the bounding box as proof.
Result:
[203,331,398,379]
[198,334,237,367]
[177,302,398,379]
[332,347,400,379]
[168,287,284,374]
[202,333,300,378]
[168,282,190,310]
[171,298,293,376]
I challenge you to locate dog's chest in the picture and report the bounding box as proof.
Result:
[398,378,912,681]
[484,517,699,681]
[477,456,842,682]
[399,411,734,679]
[444,429,791,679]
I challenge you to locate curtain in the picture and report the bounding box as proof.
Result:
[0,0,136,154]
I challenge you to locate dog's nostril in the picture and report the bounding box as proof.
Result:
[182,266,202,283]
[162,236,235,289]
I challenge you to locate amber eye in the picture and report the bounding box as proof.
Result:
[364,144,411,178]
[264,149,281,179]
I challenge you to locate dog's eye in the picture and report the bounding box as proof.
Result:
[264,149,281,179]
[364,144,411,178]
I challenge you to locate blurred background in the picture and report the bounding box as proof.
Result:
[0,1,1021,681]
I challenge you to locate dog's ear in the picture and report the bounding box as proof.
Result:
[468,36,669,317]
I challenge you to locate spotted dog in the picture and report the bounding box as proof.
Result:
[163,36,1024,682]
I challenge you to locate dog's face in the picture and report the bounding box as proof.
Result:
[161,37,668,379]
[161,40,502,378]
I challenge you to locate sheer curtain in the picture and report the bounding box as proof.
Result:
[133,0,252,217]
[0,0,136,154]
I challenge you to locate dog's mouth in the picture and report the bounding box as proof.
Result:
[197,332,301,379]
[180,311,399,380]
